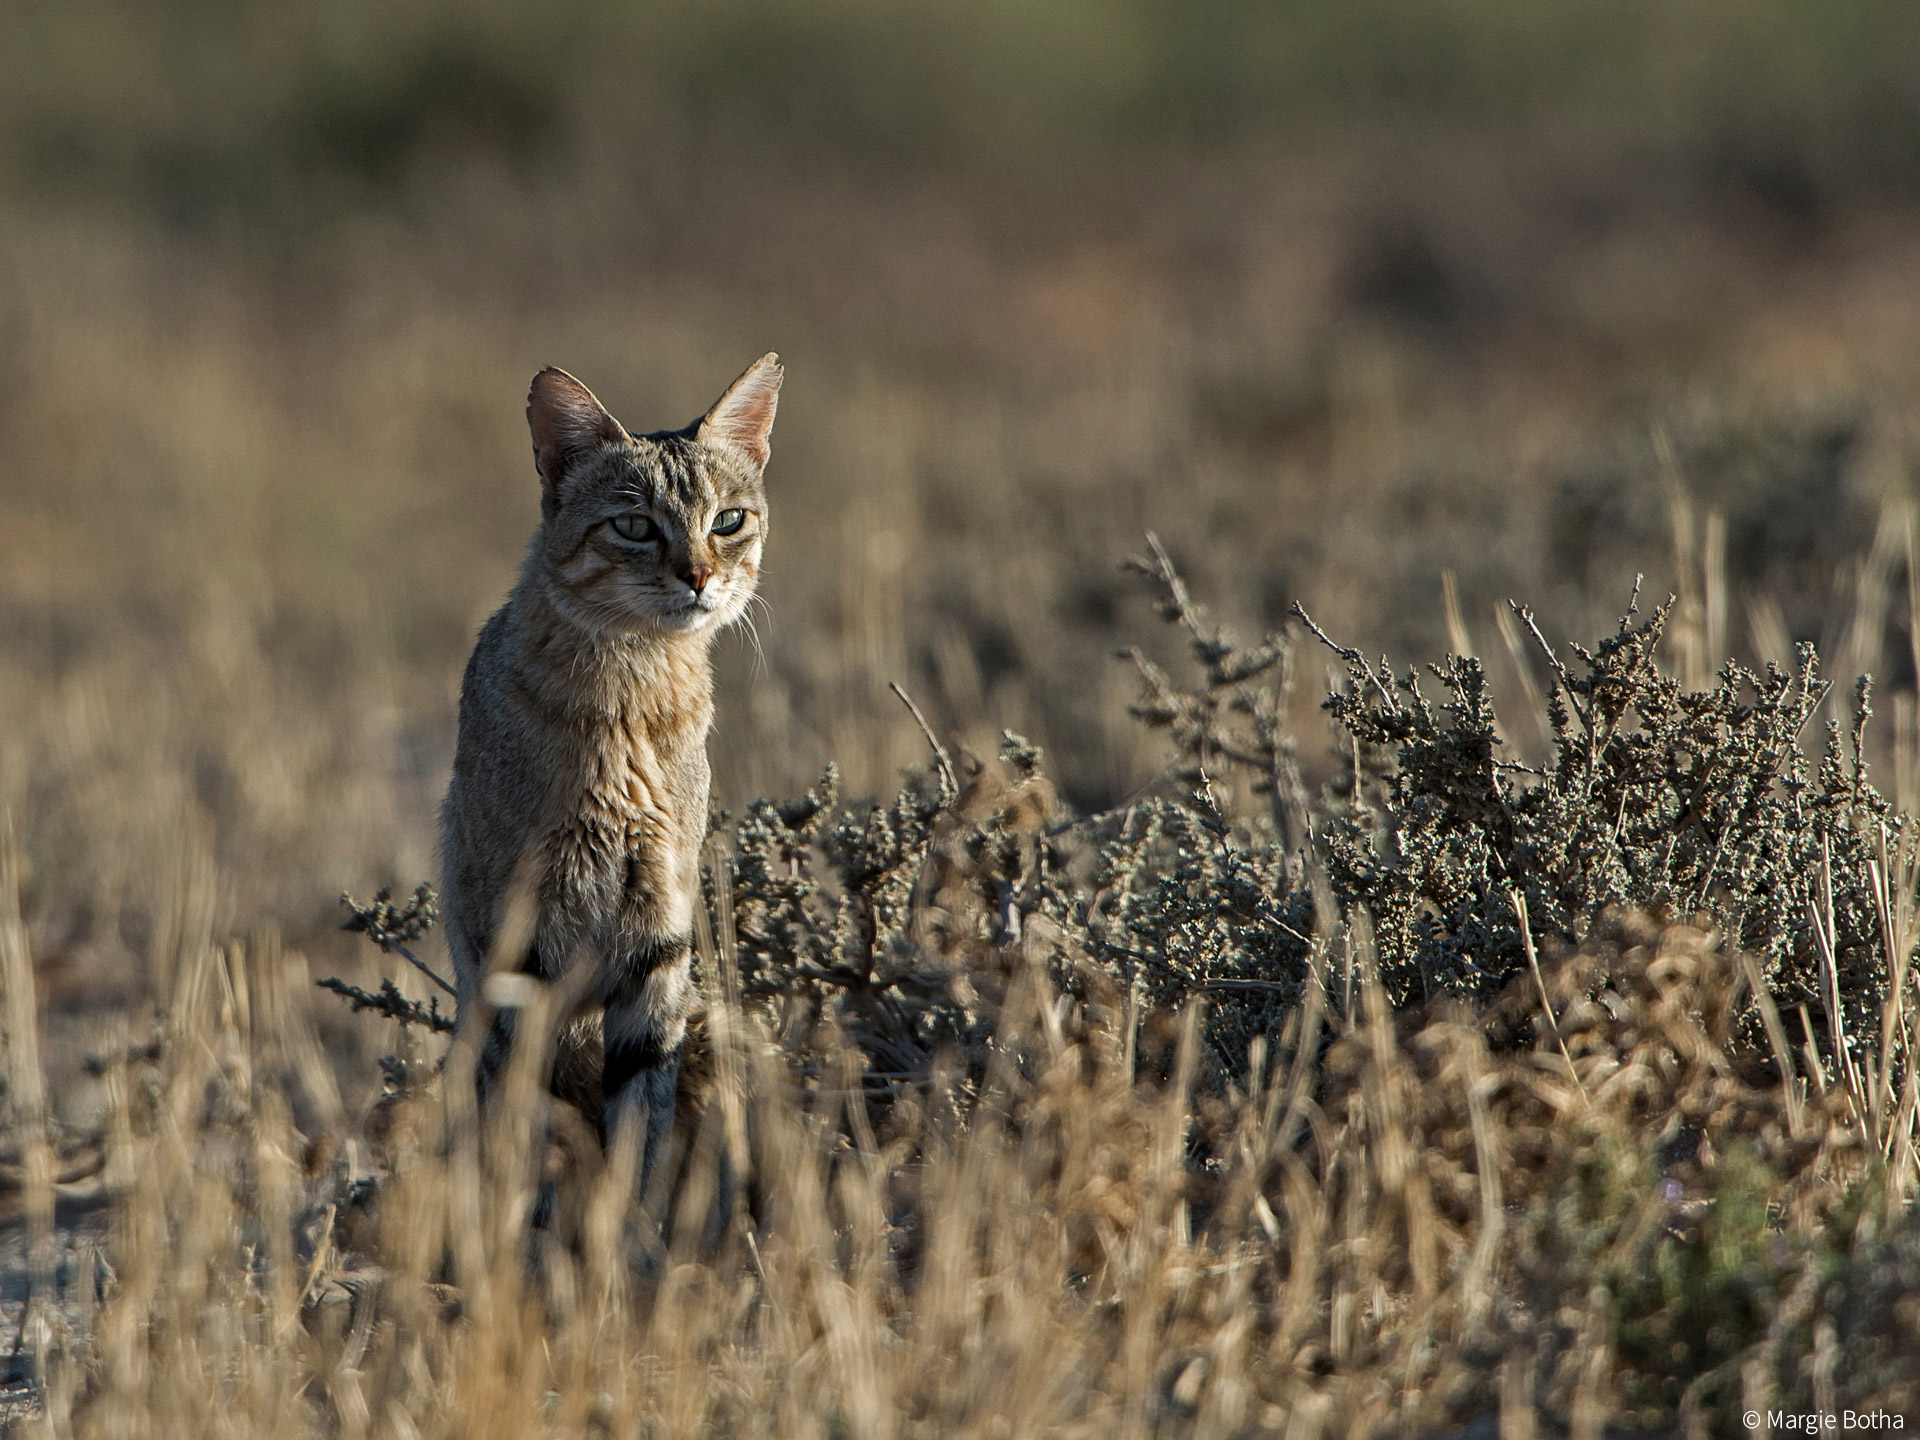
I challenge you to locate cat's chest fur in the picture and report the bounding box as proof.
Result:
[444,598,716,983]
[525,637,712,959]
[536,648,711,952]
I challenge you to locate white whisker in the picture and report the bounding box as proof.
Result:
[740,594,775,679]
[738,609,767,679]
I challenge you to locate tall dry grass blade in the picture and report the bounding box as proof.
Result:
[1747,594,1795,675]
[1703,508,1727,673]
[1568,1285,1616,1440]
[1836,498,1907,695]
[1355,913,1437,1301]
[1454,1028,1504,1336]
[1442,571,1473,659]
[1116,1000,1203,1440]
[1275,932,1329,1156]
[1499,1349,1538,1440]
[480,973,560,1264]
[1337,920,1355,1022]
[250,1085,302,1343]
[0,813,62,1428]
[696,838,750,1188]
[1906,506,1920,704]
[1899,693,1919,819]
[1877,819,1920,1192]
[1659,440,1707,692]
[1738,948,1804,1137]
[1809,837,1869,1128]
[438,1020,490,1334]
[151,834,220,1011]
[1493,601,1550,757]
[1122,969,1142,1081]
[1887,1052,1920,1203]
[252,927,346,1134]
[1798,1003,1829,1098]
[1510,890,1590,1110]
[1867,839,1908,1146]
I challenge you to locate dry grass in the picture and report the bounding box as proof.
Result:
[3,816,1918,1435]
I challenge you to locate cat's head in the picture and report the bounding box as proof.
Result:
[523,355,780,639]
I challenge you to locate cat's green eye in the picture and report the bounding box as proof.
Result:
[611,513,656,543]
[711,509,747,536]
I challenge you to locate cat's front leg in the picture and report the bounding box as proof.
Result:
[601,940,694,1202]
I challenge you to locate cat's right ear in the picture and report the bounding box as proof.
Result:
[696,353,783,470]
[528,368,630,499]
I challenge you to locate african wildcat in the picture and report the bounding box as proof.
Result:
[440,354,780,1189]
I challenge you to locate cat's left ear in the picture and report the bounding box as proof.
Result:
[696,353,783,470]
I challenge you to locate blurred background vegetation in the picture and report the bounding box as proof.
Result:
[7,0,1920,1061]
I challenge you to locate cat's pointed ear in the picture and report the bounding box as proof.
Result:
[528,367,630,488]
[696,353,783,470]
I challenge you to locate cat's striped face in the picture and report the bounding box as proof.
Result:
[526,358,779,638]
[544,430,767,637]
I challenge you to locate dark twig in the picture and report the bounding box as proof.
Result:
[888,681,959,802]
[1141,530,1217,653]
[314,976,457,1035]
[1509,600,1589,731]
[1290,602,1398,712]
[1507,601,1572,686]
[340,884,456,997]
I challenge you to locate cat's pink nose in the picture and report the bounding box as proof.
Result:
[683,565,713,593]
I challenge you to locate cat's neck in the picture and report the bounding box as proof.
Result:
[505,565,714,723]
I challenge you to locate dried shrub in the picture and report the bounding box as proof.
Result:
[1087,544,1911,1101]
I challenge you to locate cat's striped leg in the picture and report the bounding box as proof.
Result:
[601,940,695,1202]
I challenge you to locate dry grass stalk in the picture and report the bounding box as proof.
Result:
[0,879,1907,1435]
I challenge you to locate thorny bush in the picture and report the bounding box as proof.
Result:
[1070,542,1910,1091]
